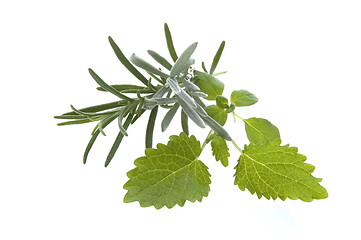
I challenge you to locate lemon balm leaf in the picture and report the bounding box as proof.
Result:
[55,23,328,208]
[205,105,227,126]
[234,139,328,201]
[123,132,211,209]
[210,135,229,167]
[194,70,224,100]
[231,90,258,107]
[243,117,280,144]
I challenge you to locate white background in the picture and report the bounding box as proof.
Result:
[1,0,360,239]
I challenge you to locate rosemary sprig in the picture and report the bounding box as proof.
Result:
[55,23,231,167]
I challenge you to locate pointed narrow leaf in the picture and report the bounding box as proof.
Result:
[161,103,179,132]
[170,42,198,78]
[231,90,258,107]
[181,58,195,72]
[181,110,189,135]
[54,115,88,120]
[57,118,96,126]
[123,132,211,209]
[164,23,178,62]
[147,50,172,70]
[210,41,225,74]
[190,91,208,98]
[194,96,206,108]
[130,53,169,79]
[108,36,149,86]
[145,106,158,148]
[147,72,165,85]
[177,88,197,108]
[131,108,146,124]
[166,77,181,94]
[152,97,177,105]
[181,78,200,92]
[202,115,232,141]
[152,85,169,99]
[117,108,129,136]
[96,84,147,92]
[175,95,205,128]
[243,117,280,144]
[201,61,208,73]
[88,68,132,101]
[61,100,128,116]
[194,102,208,117]
[83,113,118,164]
[105,112,134,167]
[70,105,99,117]
[234,139,328,201]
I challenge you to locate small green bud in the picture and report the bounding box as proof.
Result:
[216,95,229,109]
[225,103,236,113]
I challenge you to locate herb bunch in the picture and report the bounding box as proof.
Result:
[55,23,328,209]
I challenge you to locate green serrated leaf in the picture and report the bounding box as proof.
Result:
[211,135,229,167]
[194,70,224,100]
[205,105,227,126]
[123,132,211,209]
[230,90,258,107]
[234,139,328,202]
[243,117,280,144]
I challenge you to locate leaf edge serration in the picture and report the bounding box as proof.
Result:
[123,132,211,209]
[234,139,328,202]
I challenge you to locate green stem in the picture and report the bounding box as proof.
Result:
[230,113,244,153]
[231,139,243,153]
[232,112,244,121]
[212,71,227,76]
[201,130,214,151]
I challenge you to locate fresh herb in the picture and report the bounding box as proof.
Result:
[55,23,328,209]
